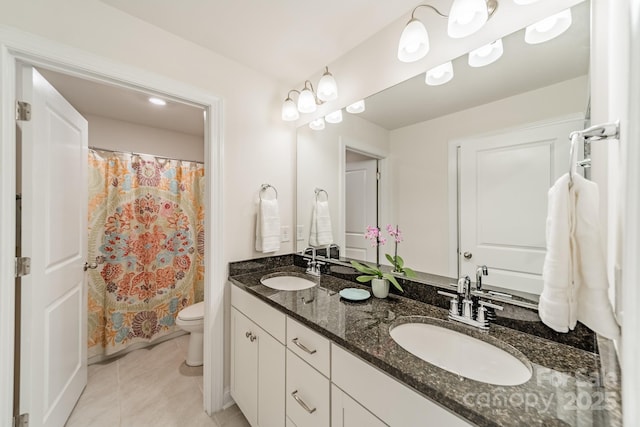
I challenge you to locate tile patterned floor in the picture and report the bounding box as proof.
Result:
[66,335,249,427]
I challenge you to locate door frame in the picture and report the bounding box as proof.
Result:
[446,113,585,279]
[338,136,389,260]
[0,27,225,425]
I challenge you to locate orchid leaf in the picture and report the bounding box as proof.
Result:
[385,253,394,265]
[356,275,377,283]
[396,255,405,268]
[403,267,416,278]
[383,273,404,292]
[350,260,378,276]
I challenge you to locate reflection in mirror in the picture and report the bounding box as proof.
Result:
[296,1,590,302]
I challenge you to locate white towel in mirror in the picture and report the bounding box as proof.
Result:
[309,200,333,247]
[255,198,280,253]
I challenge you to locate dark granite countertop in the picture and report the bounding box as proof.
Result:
[229,263,621,427]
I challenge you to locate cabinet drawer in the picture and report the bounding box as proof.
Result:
[231,283,286,344]
[331,344,472,427]
[286,350,330,427]
[286,316,330,377]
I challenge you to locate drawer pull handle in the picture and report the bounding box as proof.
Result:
[291,390,316,414]
[292,338,317,355]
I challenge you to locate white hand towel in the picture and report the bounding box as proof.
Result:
[309,200,333,247]
[255,198,280,253]
[539,173,620,340]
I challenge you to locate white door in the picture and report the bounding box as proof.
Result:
[458,118,582,295]
[18,65,88,427]
[345,153,377,262]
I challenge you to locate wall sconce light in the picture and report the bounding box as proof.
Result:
[425,61,454,86]
[468,38,504,67]
[397,5,446,63]
[325,109,343,124]
[397,1,499,63]
[448,0,499,39]
[281,66,338,121]
[524,9,572,44]
[309,117,326,130]
[346,100,366,114]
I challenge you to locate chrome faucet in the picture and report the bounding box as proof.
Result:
[476,265,488,290]
[303,247,324,277]
[437,269,502,330]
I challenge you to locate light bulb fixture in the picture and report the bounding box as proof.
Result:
[468,38,504,67]
[280,66,339,121]
[425,61,454,86]
[525,9,572,44]
[317,67,338,101]
[309,117,326,130]
[397,5,447,63]
[346,100,366,114]
[325,109,343,124]
[448,0,499,39]
[149,97,167,106]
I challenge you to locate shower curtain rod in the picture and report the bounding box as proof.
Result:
[89,146,204,165]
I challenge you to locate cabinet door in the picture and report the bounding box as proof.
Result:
[331,385,387,427]
[257,327,285,427]
[231,308,258,426]
[286,350,330,427]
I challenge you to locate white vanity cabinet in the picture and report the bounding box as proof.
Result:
[331,384,387,427]
[331,344,472,427]
[231,286,286,427]
[285,317,331,427]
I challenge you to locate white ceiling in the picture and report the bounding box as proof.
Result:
[99,0,422,85]
[37,68,205,136]
[359,1,590,130]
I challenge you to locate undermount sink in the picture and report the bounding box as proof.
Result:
[260,273,316,291]
[390,320,532,386]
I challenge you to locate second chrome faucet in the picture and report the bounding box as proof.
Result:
[437,266,503,330]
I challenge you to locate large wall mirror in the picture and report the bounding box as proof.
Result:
[296,1,590,302]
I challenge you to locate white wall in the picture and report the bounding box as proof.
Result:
[389,76,588,276]
[296,114,389,252]
[85,114,204,162]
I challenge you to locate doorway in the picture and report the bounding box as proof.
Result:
[0,32,224,426]
[344,149,378,262]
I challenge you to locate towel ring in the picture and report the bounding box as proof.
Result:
[315,188,328,202]
[260,184,278,200]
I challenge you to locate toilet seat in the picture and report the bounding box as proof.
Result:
[178,301,204,321]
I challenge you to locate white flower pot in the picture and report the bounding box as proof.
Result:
[371,278,390,298]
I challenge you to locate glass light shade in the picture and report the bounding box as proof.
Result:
[317,71,338,101]
[309,118,325,130]
[325,109,343,124]
[468,39,504,67]
[346,100,366,114]
[281,98,299,121]
[297,88,317,114]
[513,0,540,4]
[525,9,572,44]
[425,61,454,86]
[448,0,489,38]
[397,18,430,62]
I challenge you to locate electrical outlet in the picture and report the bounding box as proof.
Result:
[296,225,304,241]
[281,226,290,242]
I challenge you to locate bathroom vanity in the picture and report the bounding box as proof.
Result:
[229,256,621,427]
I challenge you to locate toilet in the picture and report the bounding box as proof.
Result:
[176,301,205,366]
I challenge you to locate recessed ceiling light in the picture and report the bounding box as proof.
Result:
[149,97,167,106]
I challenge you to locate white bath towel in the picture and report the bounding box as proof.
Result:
[309,200,333,247]
[539,173,620,340]
[255,198,280,253]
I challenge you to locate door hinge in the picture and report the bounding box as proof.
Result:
[13,413,28,427]
[16,101,31,121]
[376,171,381,180]
[15,257,31,277]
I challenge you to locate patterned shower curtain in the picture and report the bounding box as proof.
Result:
[87,149,205,358]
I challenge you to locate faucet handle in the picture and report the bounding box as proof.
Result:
[478,300,503,311]
[437,290,458,299]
